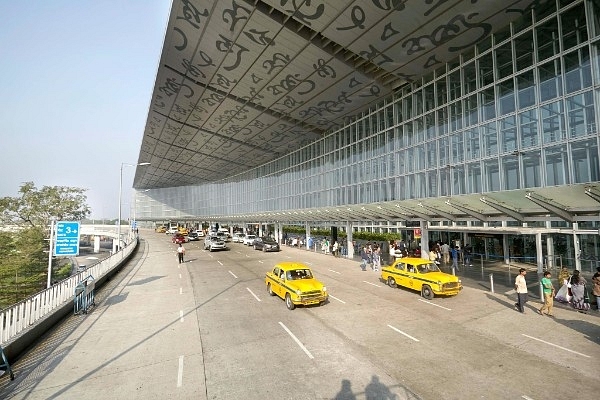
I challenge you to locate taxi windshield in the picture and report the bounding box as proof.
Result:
[288,269,313,280]
[417,263,441,273]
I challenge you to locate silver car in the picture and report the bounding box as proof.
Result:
[204,236,227,252]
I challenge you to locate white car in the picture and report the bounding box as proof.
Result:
[243,234,257,246]
[166,227,179,235]
[195,230,205,237]
[203,236,227,252]
[232,233,245,243]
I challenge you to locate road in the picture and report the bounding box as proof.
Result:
[2,231,598,399]
[181,236,599,399]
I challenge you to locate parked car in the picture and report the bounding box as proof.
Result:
[155,226,167,233]
[203,236,227,252]
[187,232,199,241]
[380,257,462,299]
[232,233,245,243]
[166,227,179,235]
[243,234,257,246]
[195,230,205,237]
[172,234,187,244]
[265,262,328,310]
[253,237,280,252]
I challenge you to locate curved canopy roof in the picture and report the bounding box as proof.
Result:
[133,0,537,189]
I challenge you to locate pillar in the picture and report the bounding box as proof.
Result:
[419,220,429,260]
[503,234,510,265]
[94,235,100,253]
[305,222,310,250]
[536,232,544,273]
[346,222,354,258]
[573,222,581,271]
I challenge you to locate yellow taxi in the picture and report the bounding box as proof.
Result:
[155,226,167,233]
[265,262,328,310]
[381,257,462,299]
[178,227,189,236]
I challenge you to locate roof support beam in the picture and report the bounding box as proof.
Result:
[584,186,600,203]
[418,203,456,221]
[525,192,573,223]
[445,200,488,222]
[480,196,525,222]
[392,203,432,221]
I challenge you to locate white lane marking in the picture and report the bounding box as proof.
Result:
[229,270,238,279]
[521,396,534,400]
[217,261,223,266]
[245,254,250,258]
[247,288,261,302]
[258,260,264,264]
[179,310,184,322]
[388,324,420,342]
[329,295,345,304]
[179,274,182,279]
[279,322,314,359]
[177,355,184,387]
[328,269,341,274]
[179,287,182,295]
[304,261,313,265]
[285,255,292,259]
[521,334,591,358]
[418,298,451,310]
[363,281,382,287]
[235,251,242,254]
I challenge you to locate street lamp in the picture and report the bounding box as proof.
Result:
[118,162,150,251]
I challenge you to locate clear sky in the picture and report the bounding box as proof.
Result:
[0,1,171,220]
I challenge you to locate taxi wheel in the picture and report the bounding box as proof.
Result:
[421,285,434,300]
[267,283,275,296]
[285,293,295,310]
[387,277,397,288]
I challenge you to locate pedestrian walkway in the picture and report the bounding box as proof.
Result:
[0,237,207,400]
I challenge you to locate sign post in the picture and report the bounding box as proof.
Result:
[54,221,81,257]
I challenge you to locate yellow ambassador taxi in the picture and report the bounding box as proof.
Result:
[265,262,328,310]
[381,257,462,299]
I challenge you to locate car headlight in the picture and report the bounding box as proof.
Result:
[322,286,327,292]
[296,289,302,295]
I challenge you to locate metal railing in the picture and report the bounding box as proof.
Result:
[0,235,137,345]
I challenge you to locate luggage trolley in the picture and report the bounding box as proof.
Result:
[0,345,14,381]
[74,275,96,315]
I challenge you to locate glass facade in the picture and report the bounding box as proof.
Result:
[137,0,600,222]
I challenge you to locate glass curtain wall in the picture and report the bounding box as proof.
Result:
[140,0,599,222]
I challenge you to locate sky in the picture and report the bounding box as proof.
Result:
[0,1,172,220]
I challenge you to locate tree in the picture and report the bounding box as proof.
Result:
[0,182,90,308]
[0,181,90,229]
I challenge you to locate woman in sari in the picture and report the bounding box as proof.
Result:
[570,270,590,312]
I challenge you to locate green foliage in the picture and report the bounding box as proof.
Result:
[0,182,91,309]
[282,225,401,242]
[0,181,90,229]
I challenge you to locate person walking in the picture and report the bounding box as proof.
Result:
[593,267,600,312]
[372,246,381,272]
[360,245,369,271]
[451,246,460,272]
[514,268,528,313]
[177,243,186,264]
[538,271,555,316]
[441,242,450,264]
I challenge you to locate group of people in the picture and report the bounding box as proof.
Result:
[360,243,382,271]
[514,266,600,315]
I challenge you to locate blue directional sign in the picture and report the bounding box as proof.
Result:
[54,221,80,256]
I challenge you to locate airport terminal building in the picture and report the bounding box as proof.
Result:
[131,0,600,271]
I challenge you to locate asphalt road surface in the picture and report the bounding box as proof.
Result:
[2,231,598,399]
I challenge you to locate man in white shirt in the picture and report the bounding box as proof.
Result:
[514,268,528,313]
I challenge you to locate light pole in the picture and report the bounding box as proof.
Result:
[118,162,150,251]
